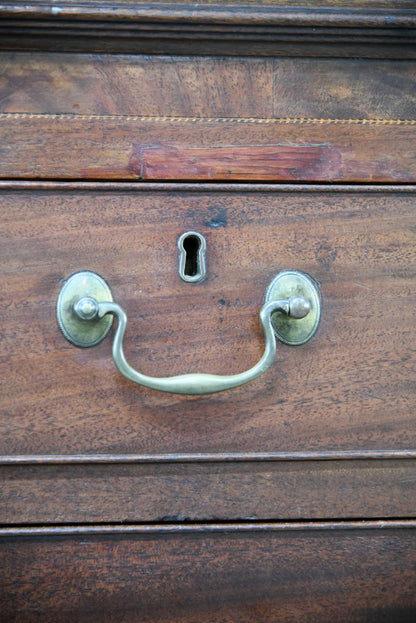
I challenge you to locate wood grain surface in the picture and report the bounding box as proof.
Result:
[1,523,416,623]
[1,184,415,458]
[4,0,416,9]
[2,54,415,119]
[1,53,416,181]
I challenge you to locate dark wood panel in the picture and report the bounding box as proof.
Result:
[1,522,415,622]
[1,114,415,181]
[1,459,415,523]
[0,2,415,57]
[2,54,415,120]
[1,185,415,456]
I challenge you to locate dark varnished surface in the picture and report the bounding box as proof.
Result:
[1,185,415,457]
[1,522,416,622]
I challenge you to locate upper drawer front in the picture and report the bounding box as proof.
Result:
[1,53,415,182]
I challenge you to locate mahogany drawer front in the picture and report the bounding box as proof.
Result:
[1,522,416,623]
[1,185,416,455]
[2,184,415,456]
[1,6,415,620]
[2,53,416,121]
[2,113,416,182]
[1,183,415,523]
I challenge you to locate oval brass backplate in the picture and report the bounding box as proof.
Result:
[265,270,321,345]
[57,271,114,347]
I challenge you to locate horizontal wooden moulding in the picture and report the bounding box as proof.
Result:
[1,449,416,464]
[1,181,416,192]
[0,2,415,57]
[2,520,416,537]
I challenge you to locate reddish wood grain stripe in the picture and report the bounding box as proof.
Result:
[137,143,339,181]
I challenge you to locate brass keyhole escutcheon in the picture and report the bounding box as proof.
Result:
[178,231,207,283]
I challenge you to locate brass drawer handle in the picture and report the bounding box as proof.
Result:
[57,270,321,395]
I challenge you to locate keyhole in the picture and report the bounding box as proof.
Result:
[183,235,200,277]
[178,232,207,283]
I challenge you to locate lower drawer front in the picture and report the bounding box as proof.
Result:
[1,523,415,623]
[1,458,415,524]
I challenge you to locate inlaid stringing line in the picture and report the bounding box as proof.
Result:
[1,113,415,125]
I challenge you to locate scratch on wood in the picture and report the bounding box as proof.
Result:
[354,282,372,290]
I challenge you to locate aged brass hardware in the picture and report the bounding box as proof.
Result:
[265,270,321,345]
[178,231,207,283]
[57,270,321,395]
[57,271,114,347]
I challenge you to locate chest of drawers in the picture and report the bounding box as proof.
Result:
[1,2,415,621]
